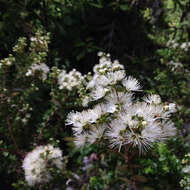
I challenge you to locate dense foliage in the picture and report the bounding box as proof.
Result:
[1,0,190,190]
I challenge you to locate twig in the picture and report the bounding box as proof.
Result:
[112,144,138,190]
[6,117,24,158]
[124,144,138,190]
[37,107,57,145]
[110,148,128,160]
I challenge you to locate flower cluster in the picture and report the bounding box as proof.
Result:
[11,30,50,81]
[168,60,183,72]
[13,37,27,53]
[26,63,50,81]
[22,145,63,186]
[180,153,190,190]
[81,52,126,106]
[58,69,84,90]
[167,40,190,51]
[29,30,50,53]
[66,52,176,153]
[165,40,190,72]
[0,54,15,68]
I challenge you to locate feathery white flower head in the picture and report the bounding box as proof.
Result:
[105,91,133,109]
[22,145,63,186]
[122,76,141,91]
[67,52,176,154]
[74,133,89,148]
[89,124,106,144]
[144,94,161,104]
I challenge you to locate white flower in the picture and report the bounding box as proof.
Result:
[129,102,155,122]
[22,145,63,186]
[106,101,176,152]
[122,76,141,91]
[169,103,176,113]
[97,51,103,57]
[106,108,174,153]
[66,52,176,154]
[93,102,117,115]
[82,96,91,107]
[30,37,36,42]
[91,86,109,101]
[26,63,50,80]
[66,111,89,134]
[167,40,179,48]
[161,120,176,138]
[172,42,179,48]
[6,61,12,66]
[144,94,161,104]
[106,119,127,151]
[84,54,127,105]
[93,54,123,75]
[113,60,121,66]
[168,61,183,71]
[105,91,133,109]
[58,69,83,90]
[26,69,32,76]
[183,166,190,173]
[66,108,104,134]
[162,103,176,118]
[102,102,117,113]
[74,133,89,147]
[106,70,126,85]
[181,42,187,49]
[88,125,106,144]
[87,74,110,89]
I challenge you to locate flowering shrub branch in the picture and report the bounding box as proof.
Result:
[0,27,187,190]
[65,52,177,189]
[67,52,176,153]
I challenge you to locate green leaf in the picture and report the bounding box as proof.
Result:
[144,166,153,174]
[144,8,150,19]
[75,42,85,47]
[3,151,9,157]
[167,0,175,9]
[90,3,103,8]
[120,4,129,11]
